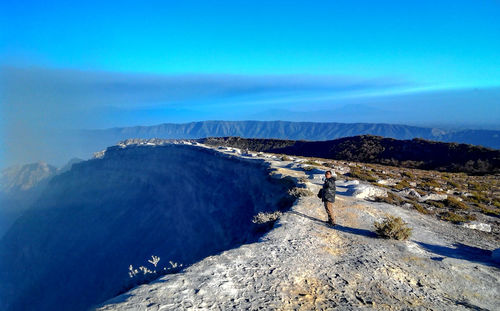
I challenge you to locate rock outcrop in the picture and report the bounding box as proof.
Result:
[0,144,293,311]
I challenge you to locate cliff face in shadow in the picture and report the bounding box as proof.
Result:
[0,162,58,237]
[0,144,292,311]
[200,136,500,175]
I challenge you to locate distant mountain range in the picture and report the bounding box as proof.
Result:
[200,135,500,175]
[6,120,498,169]
[78,121,499,155]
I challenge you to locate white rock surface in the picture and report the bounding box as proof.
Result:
[352,184,388,199]
[419,193,448,202]
[399,188,422,199]
[377,179,397,186]
[462,221,492,233]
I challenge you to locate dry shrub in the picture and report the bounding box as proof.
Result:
[411,201,431,214]
[478,204,500,216]
[401,171,415,179]
[252,211,282,224]
[374,216,412,240]
[375,192,403,205]
[427,200,445,209]
[445,196,469,210]
[440,211,467,223]
[349,167,378,182]
[288,187,314,197]
[393,180,410,190]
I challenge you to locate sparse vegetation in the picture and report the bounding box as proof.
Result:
[401,171,414,179]
[468,181,488,191]
[349,168,378,182]
[478,204,500,216]
[125,256,182,292]
[419,178,441,190]
[375,192,404,205]
[411,201,431,214]
[427,200,445,209]
[440,211,467,223]
[446,180,460,188]
[374,216,412,240]
[467,192,489,204]
[393,180,410,190]
[444,197,469,210]
[252,211,283,224]
[288,187,314,197]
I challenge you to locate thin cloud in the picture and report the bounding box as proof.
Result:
[0,65,411,167]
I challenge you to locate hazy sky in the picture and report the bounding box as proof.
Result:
[1,1,499,166]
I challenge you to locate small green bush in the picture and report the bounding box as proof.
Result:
[478,204,500,216]
[427,200,445,209]
[374,216,412,240]
[440,211,467,223]
[446,180,460,189]
[419,179,441,190]
[412,202,431,214]
[445,197,469,210]
[393,180,410,190]
[401,171,414,179]
[349,168,378,182]
[467,192,489,204]
[468,182,488,191]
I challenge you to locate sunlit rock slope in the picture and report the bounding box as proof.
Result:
[98,145,500,311]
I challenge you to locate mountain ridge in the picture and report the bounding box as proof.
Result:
[80,120,500,150]
[199,135,500,175]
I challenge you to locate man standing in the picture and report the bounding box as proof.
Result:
[321,170,336,226]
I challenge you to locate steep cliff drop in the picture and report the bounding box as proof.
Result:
[0,144,293,311]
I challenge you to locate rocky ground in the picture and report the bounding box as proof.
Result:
[97,144,500,310]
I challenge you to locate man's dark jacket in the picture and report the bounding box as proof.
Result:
[322,177,336,202]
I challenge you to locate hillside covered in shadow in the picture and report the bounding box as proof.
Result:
[0,144,294,311]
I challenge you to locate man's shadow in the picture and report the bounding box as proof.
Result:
[289,210,377,238]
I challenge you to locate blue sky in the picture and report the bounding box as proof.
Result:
[1,0,499,88]
[1,1,500,167]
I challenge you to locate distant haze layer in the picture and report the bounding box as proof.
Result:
[1,66,499,168]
